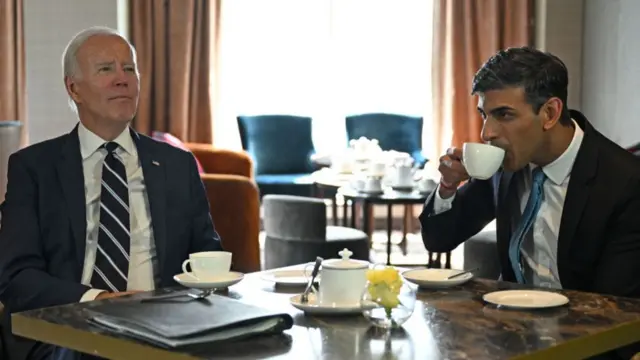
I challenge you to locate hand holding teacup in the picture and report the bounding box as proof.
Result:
[438,147,469,199]
[438,143,506,198]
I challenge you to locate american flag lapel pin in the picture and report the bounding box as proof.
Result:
[152,160,160,166]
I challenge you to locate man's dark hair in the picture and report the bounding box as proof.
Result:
[471,47,571,126]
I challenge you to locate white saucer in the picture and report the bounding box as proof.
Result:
[173,272,244,290]
[290,294,378,315]
[357,188,384,195]
[261,269,320,286]
[390,184,414,191]
[402,268,474,289]
[483,290,569,309]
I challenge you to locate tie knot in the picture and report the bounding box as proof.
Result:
[532,167,546,186]
[103,142,119,154]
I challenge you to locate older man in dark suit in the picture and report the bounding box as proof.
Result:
[420,47,640,359]
[0,26,223,359]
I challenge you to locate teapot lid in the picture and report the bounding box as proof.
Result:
[322,248,369,270]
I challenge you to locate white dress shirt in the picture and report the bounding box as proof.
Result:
[432,120,584,288]
[78,123,158,301]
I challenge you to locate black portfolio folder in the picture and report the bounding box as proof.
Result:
[87,294,294,349]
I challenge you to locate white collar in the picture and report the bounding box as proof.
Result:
[78,122,136,160]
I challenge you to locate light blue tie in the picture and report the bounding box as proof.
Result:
[508,167,547,284]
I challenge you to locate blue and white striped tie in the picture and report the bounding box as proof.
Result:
[90,141,130,292]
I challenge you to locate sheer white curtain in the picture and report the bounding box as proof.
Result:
[212,0,435,158]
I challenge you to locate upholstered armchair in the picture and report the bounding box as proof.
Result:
[237,115,317,198]
[183,142,261,273]
[345,113,427,167]
[152,131,261,273]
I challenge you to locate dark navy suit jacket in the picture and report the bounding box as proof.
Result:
[0,125,223,359]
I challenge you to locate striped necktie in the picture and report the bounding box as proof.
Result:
[508,167,547,284]
[90,142,130,292]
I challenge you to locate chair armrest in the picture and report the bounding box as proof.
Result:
[186,142,253,178]
[200,174,261,273]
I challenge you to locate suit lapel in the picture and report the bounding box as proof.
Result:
[132,130,167,275]
[557,115,598,275]
[56,125,87,274]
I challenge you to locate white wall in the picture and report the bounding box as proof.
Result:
[582,0,640,147]
[24,0,122,145]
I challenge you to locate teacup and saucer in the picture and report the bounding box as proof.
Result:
[173,251,244,290]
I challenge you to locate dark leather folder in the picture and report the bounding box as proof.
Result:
[87,294,294,349]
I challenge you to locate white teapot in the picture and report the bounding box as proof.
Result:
[316,248,370,305]
[390,158,416,187]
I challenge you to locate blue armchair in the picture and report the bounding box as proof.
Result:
[237,115,316,198]
[345,113,427,167]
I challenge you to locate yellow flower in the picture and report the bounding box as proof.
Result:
[367,267,402,288]
[366,267,403,309]
[368,283,401,308]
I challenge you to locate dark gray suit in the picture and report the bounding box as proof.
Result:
[0,125,223,359]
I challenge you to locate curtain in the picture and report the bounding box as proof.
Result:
[0,0,27,145]
[129,0,219,144]
[431,0,534,151]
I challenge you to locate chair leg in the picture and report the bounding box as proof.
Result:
[367,206,374,241]
[400,205,412,254]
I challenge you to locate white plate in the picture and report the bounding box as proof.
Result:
[290,294,378,315]
[482,290,569,309]
[261,269,319,286]
[402,268,474,289]
[173,272,244,290]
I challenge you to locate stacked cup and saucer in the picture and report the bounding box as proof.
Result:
[290,249,378,315]
[173,251,244,290]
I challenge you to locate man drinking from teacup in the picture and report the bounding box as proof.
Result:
[0,26,224,359]
[420,47,640,300]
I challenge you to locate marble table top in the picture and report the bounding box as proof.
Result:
[11,266,640,359]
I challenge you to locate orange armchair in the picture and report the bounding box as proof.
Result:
[185,143,261,273]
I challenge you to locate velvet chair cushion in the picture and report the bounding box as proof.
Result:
[237,115,315,175]
[345,113,425,165]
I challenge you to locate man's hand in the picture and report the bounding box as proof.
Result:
[438,147,469,199]
[95,290,141,300]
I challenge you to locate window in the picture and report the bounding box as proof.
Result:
[212,0,434,156]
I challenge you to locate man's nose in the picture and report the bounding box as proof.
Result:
[480,119,498,143]
[114,68,129,86]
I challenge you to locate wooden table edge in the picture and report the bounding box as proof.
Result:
[12,313,196,360]
[511,318,640,360]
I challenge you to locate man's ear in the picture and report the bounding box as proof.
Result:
[65,76,81,104]
[541,97,563,131]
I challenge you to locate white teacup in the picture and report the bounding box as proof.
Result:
[368,161,386,176]
[182,251,232,281]
[462,143,505,180]
[392,165,415,187]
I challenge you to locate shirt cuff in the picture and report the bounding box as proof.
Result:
[432,184,456,215]
[80,288,107,303]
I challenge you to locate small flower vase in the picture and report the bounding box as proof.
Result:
[361,266,417,329]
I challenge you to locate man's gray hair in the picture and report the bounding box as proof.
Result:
[62,26,137,113]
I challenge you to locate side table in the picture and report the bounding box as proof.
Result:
[339,187,449,267]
